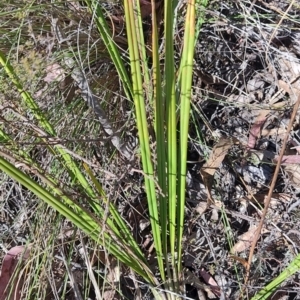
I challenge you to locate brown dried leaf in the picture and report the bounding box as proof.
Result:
[274,155,300,165]
[0,245,31,300]
[276,53,300,103]
[202,137,237,177]
[210,208,219,221]
[195,202,208,215]
[184,268,219,298]
[43,63,65,84]
[292,145,300,154]
[261,127,286,137]
[284,164,300,187]
[200,137,238,208]
[232,226,258,253]
[199,268,221,298]
[252,193,291,208]
[231,226,268,253]
[248,110,269,149]
[278,79,292,95]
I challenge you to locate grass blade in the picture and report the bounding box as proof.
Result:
[0,50,96,202]
[151,0,168,277]
[177,0,196,273]
[0,155,157,284]
[251,253,300,300]
[124,0,165,280]
[84,0,133,100]
[164,0,177,272]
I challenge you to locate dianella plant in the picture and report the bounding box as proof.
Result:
[109,0,199,294]
[0,0,208,299]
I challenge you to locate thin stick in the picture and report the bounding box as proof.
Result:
[245,94,300,285]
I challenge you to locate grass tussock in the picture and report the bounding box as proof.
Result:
[1,0,300,299]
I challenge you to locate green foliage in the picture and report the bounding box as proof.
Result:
[0,0,202,297]
[0,47,157,286]
[252,253,300,299]
[4,1,300,299]
[98,0,199,296]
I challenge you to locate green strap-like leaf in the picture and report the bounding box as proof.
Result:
[124,0,165,281]
[0,155,156,283]
[251,253,300,300]
[177,0,196,273]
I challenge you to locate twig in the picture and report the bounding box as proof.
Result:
[244,94,300,286]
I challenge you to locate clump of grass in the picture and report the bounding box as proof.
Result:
[1,0,300,299]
